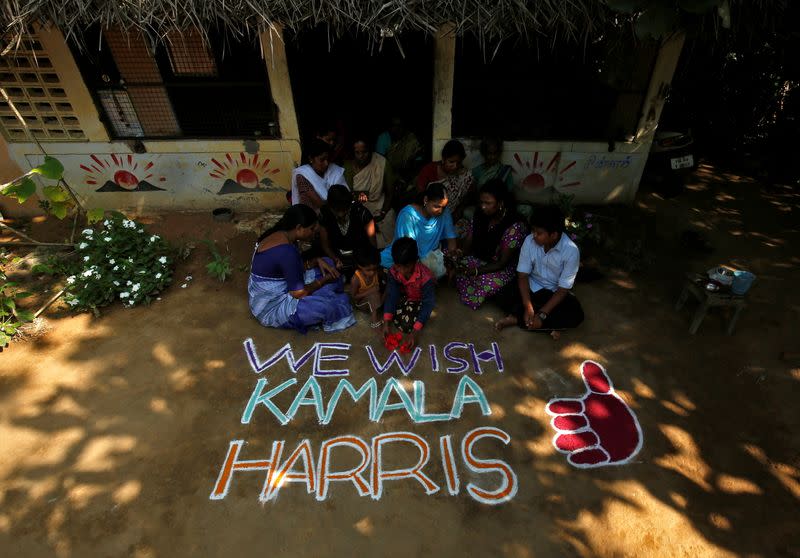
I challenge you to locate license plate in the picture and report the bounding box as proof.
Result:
[670,155,694,170]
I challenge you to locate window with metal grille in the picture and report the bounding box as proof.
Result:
[69,27,279,139]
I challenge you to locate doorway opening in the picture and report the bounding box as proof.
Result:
[285,27,434,160]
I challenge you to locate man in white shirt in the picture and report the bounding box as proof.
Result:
[495,205,584,336]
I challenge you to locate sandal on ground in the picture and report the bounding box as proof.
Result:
[370,320,384,329]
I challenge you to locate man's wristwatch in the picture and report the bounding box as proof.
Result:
[537,311,548,321]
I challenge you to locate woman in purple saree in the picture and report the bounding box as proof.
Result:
[248,205,355,333]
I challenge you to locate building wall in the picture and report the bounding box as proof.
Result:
[1,25,684,215]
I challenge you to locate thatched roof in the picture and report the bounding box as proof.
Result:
[0,0,786,50]
[1,0,617,48]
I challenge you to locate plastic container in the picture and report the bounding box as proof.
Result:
[731,270,756,295]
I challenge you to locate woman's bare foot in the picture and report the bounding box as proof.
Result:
[550,330,561,340]
[494,315,518,331]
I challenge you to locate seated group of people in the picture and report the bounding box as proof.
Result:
[249,131,584,348]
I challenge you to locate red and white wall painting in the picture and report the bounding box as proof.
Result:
[15,140,647,211]
[81,153,166,192]
[208,152,283,194]
[19,148,293,211]
[460,141,648,205]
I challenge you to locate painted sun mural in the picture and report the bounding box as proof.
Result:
[82,154,166,192]
[511,152,581,191]
[209,152,282,195]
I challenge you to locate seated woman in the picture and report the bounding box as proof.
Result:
[380,182,457,278]
[375,116,424,207]
[472,137,513,190]
[344,136,396,248]
[416,139,476,218]
[318,185,377,276]
[454,179,527,310]
[291,139,348,211]
[248,205,355,333]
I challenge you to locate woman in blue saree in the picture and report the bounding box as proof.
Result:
[248,205,355,333]
[380,182,458,278]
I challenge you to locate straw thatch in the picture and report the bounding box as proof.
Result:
[0,0,786,51]
[1,0,614,48]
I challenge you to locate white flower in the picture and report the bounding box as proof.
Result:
[123,219,134,228]
[158,256,167,264]
[155,272,162,279]
[78,242,88,249]
[103,219,110,226]
[138,228,144,233]
[132,283,140,292]
[67,299,78,306]
[82,228,93,236]
[119,292,130,299]
[113,266,119,271]
[138,270,145,274]
[66,276,76,284]
[104,236,112,242]
[82,269,93,277]
[180,283,187,288]
[83,255,90,261]
[127,281,132,285]
[113,280,120,286]
[109,259,115,264]
[150,235,159,242]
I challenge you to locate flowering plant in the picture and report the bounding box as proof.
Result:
[63,216,173,311]
[565,212,602,246]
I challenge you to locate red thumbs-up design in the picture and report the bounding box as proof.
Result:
[545,360,643,468]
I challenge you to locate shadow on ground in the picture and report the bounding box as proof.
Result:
[0,162,798,557]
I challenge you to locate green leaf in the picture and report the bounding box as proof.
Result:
[49,201,70,219]
[14,291,33,298]
[31,156,64,180]
[87,207,105,224]
[0,331,9,346]
[15,309,34,323]
[42,185,70,203]
[109,211,126,220]
[31,263,55,275]
[4,177,37,203]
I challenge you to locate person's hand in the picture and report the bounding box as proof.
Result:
[545,361,643,468]
[529,316,543,330]
[524,305,536,329]
[403,331,419,350]
[382,321,391,339]
[333,257,343,270]
[317,258,341,280]
[356,192,368,203]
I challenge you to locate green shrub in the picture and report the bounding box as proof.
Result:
[63,216,173,311]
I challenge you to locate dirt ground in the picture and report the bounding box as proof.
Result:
[1,163,799,558]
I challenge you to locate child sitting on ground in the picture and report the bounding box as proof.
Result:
[382,237,436,349]
[350,245,385,329]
